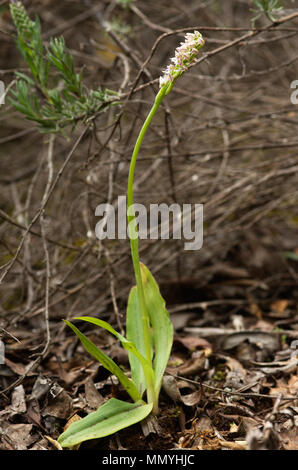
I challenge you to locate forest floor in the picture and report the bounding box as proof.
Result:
[0,0,298,451]
[1,271,298,451]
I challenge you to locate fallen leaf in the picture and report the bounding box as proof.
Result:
[269,374,298,397]
[222,331,278,353]
[4,357,35,376]
[246,424,281,450]
[27,398,41,428]
[271,299,289,315]
[224,355,247,378]
[167,350,207,377]
[61,413,82,450]
[84,376,105,410]
[174,335,212,351]
[162,375,201,407]
[30,375,52,401]
[249,303,262,320]
[11,385,26,414]
[281,428,298,450]
[4,423,35,450]
[181,390,202,407]
[42,389,73,420]
[288,375,298,395]
[29,438,51,450]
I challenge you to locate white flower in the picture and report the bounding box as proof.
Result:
[159,31,205,88]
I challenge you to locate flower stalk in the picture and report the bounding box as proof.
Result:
[127,31,205,413]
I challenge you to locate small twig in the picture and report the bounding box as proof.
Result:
[170,373,298,401]
[0,128,88,284]
[0,136,55,396]
[39,134,55,357]
[104,246,124,336]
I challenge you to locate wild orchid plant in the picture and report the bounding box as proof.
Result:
[57,31,205,448]
[8,2,205,447]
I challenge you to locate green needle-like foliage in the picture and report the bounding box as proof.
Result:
[250,0,284,25]
[9,1,120,135]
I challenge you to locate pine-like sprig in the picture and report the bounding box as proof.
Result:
[10,1,35,39]
[9,1,120,135]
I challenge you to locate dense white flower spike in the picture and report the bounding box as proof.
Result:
[159,31,205,88]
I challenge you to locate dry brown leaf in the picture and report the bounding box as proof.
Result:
[45,358,84,385]
[42,389,73,420]
[174,335,212,351]
[269,374,298,397]
[30,376,52,401]
[224,356,247,378]
[181,390,202,407]
[229,422,239,433]
[167,351,207,378]
[254,319,276,332]
[249,303,263,320]
[27,398,41,427]
[141,414,162,437]
[222,331,278,353]
[4,423,35,450]
[63,413,82,432]
[11,384,26,414]
[4,357,36,376]
[162,375,201,407]
[288,374,298,395]
[84,376,105,409]
[271,299,289,314]
[281,428,298,450]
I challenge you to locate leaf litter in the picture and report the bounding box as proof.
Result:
[1,289,298,450]
[1,0,298,452]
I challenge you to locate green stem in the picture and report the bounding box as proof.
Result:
[127,86,166,413]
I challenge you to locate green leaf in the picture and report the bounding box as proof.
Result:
[15,72,35,86]
[140,263,174,396]
[126,286,152,397]
[284,251,298,262]
[58,398,152,448]
[126,264,173,398]
[64,320,141,403]
[73,316,154,396]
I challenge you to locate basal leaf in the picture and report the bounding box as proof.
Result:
[64,320,141,403]
[58,398,152,448]
[73,316,154,395]
[140,263,174,396]
[126,286,152,397]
